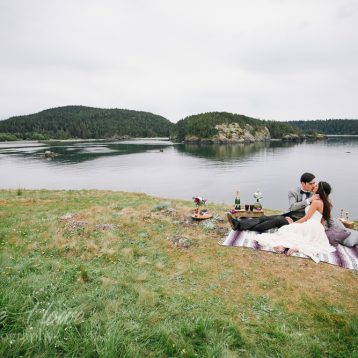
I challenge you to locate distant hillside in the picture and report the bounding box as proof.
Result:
[0,106,174,140]
[2,106,354,142]
[288,119,358,135]
[171,112,299,142]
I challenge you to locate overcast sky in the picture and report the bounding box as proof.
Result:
[1,0,357,122]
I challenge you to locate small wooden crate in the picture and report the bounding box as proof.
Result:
[231,209,264,218]
[338,218,355,229]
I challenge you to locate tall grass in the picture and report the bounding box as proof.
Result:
[0,189,357,357]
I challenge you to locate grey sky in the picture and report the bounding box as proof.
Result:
[1,0,357,122]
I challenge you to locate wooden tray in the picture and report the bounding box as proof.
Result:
[191,211,212,220]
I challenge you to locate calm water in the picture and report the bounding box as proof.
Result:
[0,137,357,219]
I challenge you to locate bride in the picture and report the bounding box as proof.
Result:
[255,181,336,262]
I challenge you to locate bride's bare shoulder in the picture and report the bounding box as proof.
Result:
[312,199,324,213]
[311,199,323,209]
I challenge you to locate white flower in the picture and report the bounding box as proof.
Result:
[253,189,263,200]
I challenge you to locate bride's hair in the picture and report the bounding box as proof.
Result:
[317,181,332,223]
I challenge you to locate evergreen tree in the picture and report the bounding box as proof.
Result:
[0,106,174,140]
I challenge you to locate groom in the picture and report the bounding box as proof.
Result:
[227,172,319,232]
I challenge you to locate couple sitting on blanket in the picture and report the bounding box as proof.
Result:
[227,172,336,260]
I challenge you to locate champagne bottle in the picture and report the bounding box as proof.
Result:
[235,191,241,210]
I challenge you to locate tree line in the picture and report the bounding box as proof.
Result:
[0,106,357,141]
[0,106,173,140]
[288,119,358,135]
[172,115,358,141]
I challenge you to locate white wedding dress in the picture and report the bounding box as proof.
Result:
[254,206,336,262]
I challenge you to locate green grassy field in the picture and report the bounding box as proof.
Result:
[0,189,357,357]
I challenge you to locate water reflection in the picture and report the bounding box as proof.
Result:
[269,140,299,149]
[176,142,271,162]
[0,140,174,164]
[0,139,340,165]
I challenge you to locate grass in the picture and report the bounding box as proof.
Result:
[0,189,357,357]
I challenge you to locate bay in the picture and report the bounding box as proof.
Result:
[0,137,357,219]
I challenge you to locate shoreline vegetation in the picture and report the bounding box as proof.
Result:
[0,105,357,142]
[1,189,357,357]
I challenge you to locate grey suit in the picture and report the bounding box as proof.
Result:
[288,187,312,220]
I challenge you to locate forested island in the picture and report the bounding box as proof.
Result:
[0,106,173,141]
[0,105,357,142]
[171,112,301,142]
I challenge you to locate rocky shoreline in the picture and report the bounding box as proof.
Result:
[183,123,327,143]
[281,133,327,141]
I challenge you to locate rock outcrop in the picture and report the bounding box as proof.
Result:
[282,133,327,141]
[282,134,302,141]
[182,121,327,143]
[185,123,270,143]
[305,133,328,140]
[44,150,60,158]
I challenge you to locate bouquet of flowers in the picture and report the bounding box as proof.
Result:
[253,189,263,202]
[192,196,207,207]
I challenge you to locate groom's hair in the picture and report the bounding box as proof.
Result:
[300,172,315,183]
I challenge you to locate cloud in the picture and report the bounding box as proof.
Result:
[0,0,357,121]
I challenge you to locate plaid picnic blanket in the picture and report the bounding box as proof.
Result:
[221,229,358,271]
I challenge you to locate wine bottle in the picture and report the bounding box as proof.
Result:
[235,191,241,210]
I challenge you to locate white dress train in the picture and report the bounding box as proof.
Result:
[254,206,336,262]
